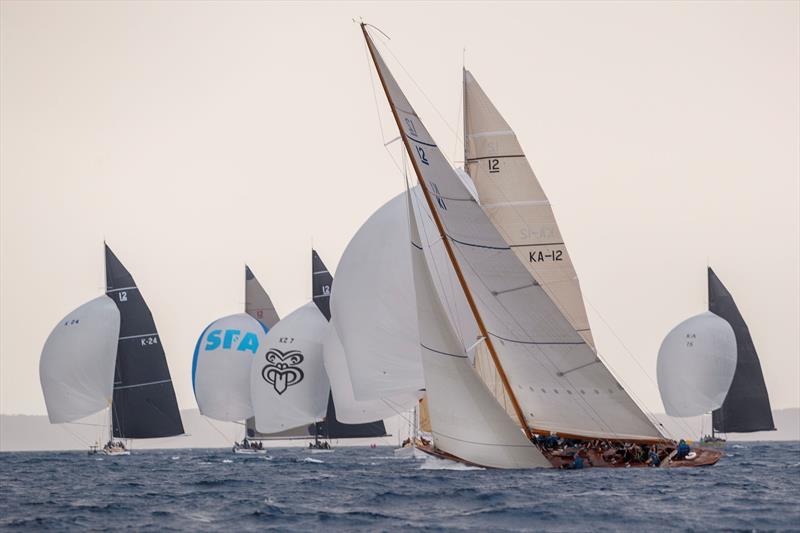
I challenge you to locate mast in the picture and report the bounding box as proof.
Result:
[361,24,533,441]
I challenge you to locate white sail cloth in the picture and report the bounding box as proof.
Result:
[323,319,420,423]
[365,30,661,441]
[408,194,550,468]
[330,192,424,402]
[39,296,120,423]
[657,311,737,417]
[249,302,329,433]
[463,69,595,350]
[193,313,267,422]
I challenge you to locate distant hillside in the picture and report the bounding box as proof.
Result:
[1,409,796,452]
[0,409,404,452]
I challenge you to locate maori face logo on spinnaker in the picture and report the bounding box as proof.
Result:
[261,349,304,395]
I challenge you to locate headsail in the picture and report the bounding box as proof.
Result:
[105,245,184,439]
[249,302,330,433]
[40,296,120,424]
[363,26,661,441]
[709,268,775,433]
[464,70,595,351]
[331,192,425,403]
[407,192,550,467]
[656,311,737,417]
[192,313,267,422]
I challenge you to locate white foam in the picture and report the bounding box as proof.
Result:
[171,456,180,460]
[303,457,324,464]
[418,455,484,471]
[222,459,233,463]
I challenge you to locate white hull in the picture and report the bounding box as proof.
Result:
[90,447,130,456]
[306,448,335,454]
[233,447,268,455]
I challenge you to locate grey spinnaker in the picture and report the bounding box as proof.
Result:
[105,245,184,439]
[310,250,387,438]
[709,268,775,433]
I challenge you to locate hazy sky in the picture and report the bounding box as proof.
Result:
[2,1,798,417]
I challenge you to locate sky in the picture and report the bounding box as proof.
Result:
[1,1,798,417]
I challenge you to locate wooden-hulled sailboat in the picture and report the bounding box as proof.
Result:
[40,244,184,455]
[361,24,721,468]
[658,268,775,447]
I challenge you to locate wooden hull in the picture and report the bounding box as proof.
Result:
[417,443,723,469]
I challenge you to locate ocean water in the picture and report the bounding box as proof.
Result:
[1,442,798,531]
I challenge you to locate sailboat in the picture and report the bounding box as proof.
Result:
[192,266,276,454]
[360,23,722,468]
[658,267,775,446]
[40,244,184,455]
[248,250,388,452]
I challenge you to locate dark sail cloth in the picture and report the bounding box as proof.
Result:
[106,244,184,438]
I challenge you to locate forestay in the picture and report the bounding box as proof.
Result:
[323,318,420,424]
[656,311,737,417]
[408,193,551,468]
[193,313,267,422]
[250,302,329,433]
[463,70,595,350]
[40,296,120,424]
[364,27,661,441]
[331,192,425,402]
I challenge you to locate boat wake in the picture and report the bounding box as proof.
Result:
[418,455,484,471]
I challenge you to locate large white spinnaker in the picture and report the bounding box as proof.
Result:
[193,313,267,422]
[323,318,420,423]
[39,296,120,424]
[408,193,550,468]
[364,26,662,442]
[463,69,595,350]
[657,311,737,417]
[250,302,329,433]
[331,192,424,403]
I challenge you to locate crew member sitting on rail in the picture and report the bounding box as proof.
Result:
[675,439,691,460]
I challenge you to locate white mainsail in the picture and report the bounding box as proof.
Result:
[408,192,551,468]
[331,191,424,402]
[193,313,267,422]
[249,302,329,433]
[39,295,120,424]
[657,311,737,417]
[323,319,419,424]
[463,69,594,350]
[364,26,662,441]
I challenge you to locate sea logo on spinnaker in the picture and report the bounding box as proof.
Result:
[261,349,304,395]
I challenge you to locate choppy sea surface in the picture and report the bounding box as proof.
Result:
[1,442,799,531]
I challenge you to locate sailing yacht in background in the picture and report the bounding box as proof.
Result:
[40,244,184,455]
[247,251,387,452]
[657,268,776,446]
[360,23,723,468]
[192,266,277,454]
